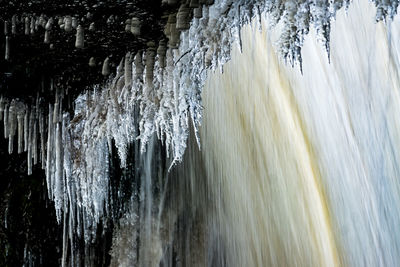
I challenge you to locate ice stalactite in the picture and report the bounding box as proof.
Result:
[44,30,50,44]
[30,17,35,35]
[46,104,54,201]
[39,112,46,169]
[3,102,8,139]
[124,52,132,88]
[54,120,64,223]
[8,100,16,154]
[11,15,16,34]
[17,103,24,154]
[23,108,28,152]
[24,17,29,35]
[3,20,8,36]
[32,106,38,166]
[88,57,96,67]
[64,16,72,32]
[130,17,141,36]
[102,57,110,76]
[27,108,34,176]
[5,36,10,61]
[75,25,84,49]
[0,98,4,121]
[71,17,78,30]
[89,22,95,31]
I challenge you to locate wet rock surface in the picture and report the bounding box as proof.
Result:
[0,0,173,103]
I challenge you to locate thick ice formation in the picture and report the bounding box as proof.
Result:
[0,0,399,264]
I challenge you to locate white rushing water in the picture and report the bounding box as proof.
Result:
[172,0,400,266]
[112,0,400,265]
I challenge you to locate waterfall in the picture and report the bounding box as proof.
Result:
[111,0,400,266]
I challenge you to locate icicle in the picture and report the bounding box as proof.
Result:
[44,30,50,44]
[64,16,72,32]
[125,19,131,32]
[4,20,8,35]
[24,17,29,35]
[0,97,4,120]
[130,17,141,35]
[102,57,110,76]
[145,43,156,85]
[135,52,144,79]
[5,36,10,61]
[176,4,191,30]
[55,121,64,223]
[157,40,167,68]
[32,99,39,165]
[107,136,113,158]
[89,57,96,67]
[46,104,53,199]
[3,102,8,138]
[71,17,78,29]
[17,105,24,154]
[58,16,64,25]
[39,15,46,28]
[39,112,45,169]
[45,17,53,30]
[24,108,28,152]
[53,102,59,123]
[166,14,180,48]
[30,17,35,35]
[33,113,38,165]
[68,209,75,267]
[125,52,132,87]
[62,115,75,254]
[8,100,16,154]
[11,15,17,34]
[33,15,39,30]
[27,110,34,175]
[44,18,53,45]
[89,22,95,31]
[61,201,68,267]
[75,25,84,49]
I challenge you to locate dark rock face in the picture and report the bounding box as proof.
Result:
[0,125,141,266]
[0,136,61,266]
[0,0,170,103]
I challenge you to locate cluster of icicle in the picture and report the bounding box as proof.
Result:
[0,97,44,173]
[3,13,85,60]
[1,0,399,263]
[0,92,109,247]
[2,10,144,62]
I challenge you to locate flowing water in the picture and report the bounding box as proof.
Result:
[110,0,400,266]
[182,0,400,266]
